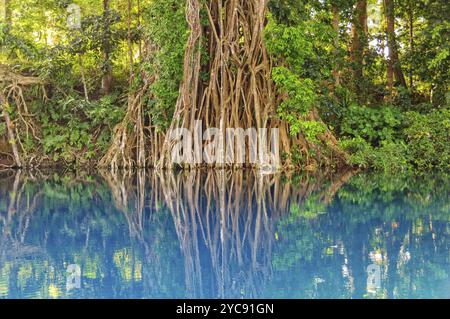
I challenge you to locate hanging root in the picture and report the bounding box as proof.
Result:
[99,72,158,171]
[0,66,44,168]
[156,0,348,170]
[101,1,348,171]
[0,94,22,167]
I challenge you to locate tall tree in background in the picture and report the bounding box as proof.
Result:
[407,0,414,91]
[101,0,113,95]
[2,0,11,24]
[352,0,368,101]
[384,0,407,98]
[332,2,340,88]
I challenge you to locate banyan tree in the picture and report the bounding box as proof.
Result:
[100,0,349,171]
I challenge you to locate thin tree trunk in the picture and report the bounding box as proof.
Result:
[1,0,12,58]
[2,0,11,24]
[332,4,340,88]
[137,0,142,59]
[384,0,394,98]
[78,54,89,102]
[352,0,368,101]
[384,0,407,92]
[408,1,414,91]
[101,0,113,95]
[0,95,22,167]
[127,0,134,81]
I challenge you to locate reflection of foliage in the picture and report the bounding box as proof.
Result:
[271,171,449,298]
[0,171,183,298]
[336,172,450,222]
[288,197,327,221]
[0,170,448,299]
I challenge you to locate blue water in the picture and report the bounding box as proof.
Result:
[0,170,448,299]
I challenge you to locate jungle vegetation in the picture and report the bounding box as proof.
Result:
[0,0,448,172]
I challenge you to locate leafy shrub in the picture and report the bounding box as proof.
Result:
[341,137,410,173]
[340,104,449,172]
[86,95,124,128]
[265,14,329,143]
[144,0,188,130]
[340,136,373,169]
[38,94,124,163]
[42,122,91,162]
[340,104,403,146]
[370,140,410,172]
[403,108,450,170]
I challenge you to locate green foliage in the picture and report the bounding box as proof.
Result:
[36,94,124,163]
[406,0,450,107]
[42,122,91,162]
[272,67,322,138]
[265,14,328,143]
[340,137,409,172]
[340,104,403,146]
[340,104,450,172]
[403,108,450,170]
[272,67,316,116]
[338,104,407,172]
[144,0,188,130]
[86,95,124,127]
[265,18,314,74]
[340,136,373,168]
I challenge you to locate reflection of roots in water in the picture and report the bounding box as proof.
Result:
[0,169,353,297]
[0,170,46,261]
[101,169,354,298]
[0,169,104,261]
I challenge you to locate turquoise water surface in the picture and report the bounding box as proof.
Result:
[0,170,448,299]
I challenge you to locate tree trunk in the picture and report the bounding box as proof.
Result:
[78,54,89,102]
[102,0,349,170]
[352,0,368,101]
[384,0,407,93]
[332,4,340,88]
[2,0,11,24]
[383,0,394,98]
[101,0,113,95]
[127,0,134,80]
[137,0,142,59]
[0,95,22,168]
[408,1,414,91]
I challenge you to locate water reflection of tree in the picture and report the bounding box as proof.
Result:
[100,169,352,298]
[0,170,448,298]
[0,170,45,259]
[272,172,450,298]
[0,170,133,298]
